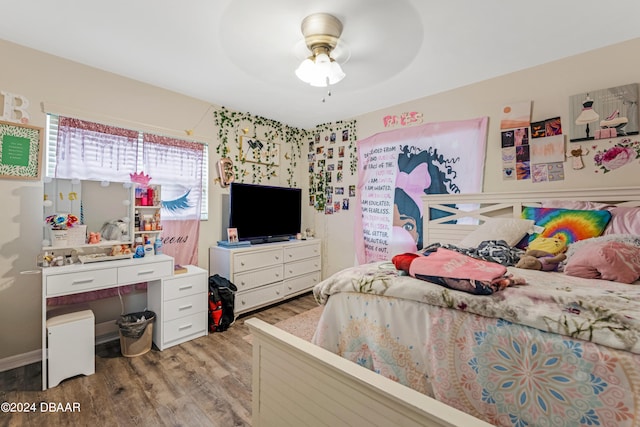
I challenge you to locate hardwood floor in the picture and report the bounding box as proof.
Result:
[0,292,318,427]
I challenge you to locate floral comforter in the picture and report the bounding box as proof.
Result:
[313,262,640,354]
[312,263,640,426]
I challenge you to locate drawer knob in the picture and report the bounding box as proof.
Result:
[179,285,193,291]
[276,290,280,295]
[178,323,193,331]
[241,262,245,266]
[179,304,193,311]
[289,254,293,258]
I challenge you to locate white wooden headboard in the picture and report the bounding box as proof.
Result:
[421,187,640,246]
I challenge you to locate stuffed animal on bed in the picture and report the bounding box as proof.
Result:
[527,236,566,255]
[515,249,566,271]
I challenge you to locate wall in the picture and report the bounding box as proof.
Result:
[318,37,640,275]
[0,39,220,362]
[1,37,639,363]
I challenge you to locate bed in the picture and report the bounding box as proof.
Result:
[248,187,640,427]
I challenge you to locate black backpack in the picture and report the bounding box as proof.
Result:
[208,274,237,332]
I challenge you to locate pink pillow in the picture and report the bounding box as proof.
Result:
[564,241,640,284]
[603,206,640,235]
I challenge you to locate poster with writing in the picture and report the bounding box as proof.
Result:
[355,117,488,264]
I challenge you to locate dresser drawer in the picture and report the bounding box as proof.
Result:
[284,257,321,279]
[46,268,118,296]
[235,282,283,313]
[163,312,207,343]
[118,260,173,284]
[284,242,321,262]
[233,248,282,273]
[163,293,208,322]
[163,273,207,301]
[234,265,283,292]
[284,271,321,296]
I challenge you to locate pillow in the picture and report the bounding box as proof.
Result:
[458,217,534,248]
[541,200,611,210]
[564,241,640,283]
[521,207,611,245]
[603,206,640,235]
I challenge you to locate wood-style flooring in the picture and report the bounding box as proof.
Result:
[0,292,318,427]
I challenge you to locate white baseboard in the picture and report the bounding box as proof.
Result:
[0,349,41,372]
[0,320,120,372]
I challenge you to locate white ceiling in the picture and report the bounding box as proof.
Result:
[2,0,640,129]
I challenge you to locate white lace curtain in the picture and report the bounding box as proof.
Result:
[55,117,138,181]
[141,133,204,220]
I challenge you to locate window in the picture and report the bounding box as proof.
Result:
[46,114,209,220]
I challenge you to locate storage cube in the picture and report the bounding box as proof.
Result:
[46,309,95,388]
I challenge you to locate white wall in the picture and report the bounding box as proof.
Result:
[318,37,640,276]
[1,37,640,362]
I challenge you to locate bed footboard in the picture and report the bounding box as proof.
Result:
[246,318,491,427]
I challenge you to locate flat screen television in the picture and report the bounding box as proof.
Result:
[228,182,302,244]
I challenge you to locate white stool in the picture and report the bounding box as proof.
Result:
[46,309,95,388]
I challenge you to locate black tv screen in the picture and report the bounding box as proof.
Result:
[228,182,302,244]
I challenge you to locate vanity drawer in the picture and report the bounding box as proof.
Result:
[234,265,283,292]
[163,312,207,343]
[163,293,207,322]
[118,260,173,284]
[163,273,207,301]
[46,268,118,296]
[233,248,283,273]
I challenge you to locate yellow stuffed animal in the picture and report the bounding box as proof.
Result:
[527,236,566,255]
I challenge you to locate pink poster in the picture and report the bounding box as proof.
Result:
[355,118,488,264]
[160,219,200,266]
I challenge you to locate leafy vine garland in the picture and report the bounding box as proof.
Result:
[213,107,307,186]
[213,107,357,208]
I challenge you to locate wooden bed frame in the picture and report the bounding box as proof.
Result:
[248,187,640,427]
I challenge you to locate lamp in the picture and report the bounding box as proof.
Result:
[575,94,599,139]
[295,13,345,87]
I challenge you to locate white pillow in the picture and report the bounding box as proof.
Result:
[458,218,534,248]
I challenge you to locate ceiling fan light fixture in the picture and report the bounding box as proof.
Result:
[295,13,346,88]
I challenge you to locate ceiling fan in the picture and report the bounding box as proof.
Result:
[294,13,347,88]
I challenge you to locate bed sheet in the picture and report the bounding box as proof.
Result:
[313,262,640,354]
[313,291,640,427]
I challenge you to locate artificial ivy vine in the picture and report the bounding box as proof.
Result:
[213,107,306,186]
[308,119,357,212]
[212,107,357,211]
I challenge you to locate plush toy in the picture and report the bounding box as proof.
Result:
[527,236,566,255]
[516,249,566,271]
[88,232,101,244]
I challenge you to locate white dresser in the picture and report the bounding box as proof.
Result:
[209,240,321,315]
[147,265,208,350]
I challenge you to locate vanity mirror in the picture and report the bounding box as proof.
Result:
[43,178,133,249]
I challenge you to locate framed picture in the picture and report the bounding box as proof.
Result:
[569,83,639,142]
[0,120,43,180]
[227,227,238,243]
[239,136,280,165]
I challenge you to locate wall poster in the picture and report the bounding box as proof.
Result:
[569,83,639,142]
[355,117,488,264]
[0,120,43,180]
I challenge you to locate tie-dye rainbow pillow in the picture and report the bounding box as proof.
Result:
[521,207,612,245]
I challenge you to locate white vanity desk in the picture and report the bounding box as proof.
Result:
[41,254,174,390]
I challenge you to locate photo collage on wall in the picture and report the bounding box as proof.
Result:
[308,128,356,215]
[500,101,565,182]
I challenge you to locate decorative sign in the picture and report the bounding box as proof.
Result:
[239,136,280,165]
[0,120,42,180]
[1,91,31,124]
[382,112,423,128]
